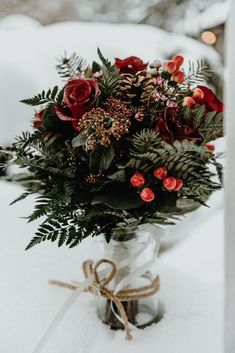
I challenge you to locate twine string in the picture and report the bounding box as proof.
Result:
[49,258,160,341]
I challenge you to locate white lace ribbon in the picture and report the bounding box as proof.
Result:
[32,224,163,353]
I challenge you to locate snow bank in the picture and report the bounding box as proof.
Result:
[176,1,228,35]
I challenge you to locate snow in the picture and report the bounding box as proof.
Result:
[175,1,228,35]
[0,17,223,146]
[0,181,223,353]
[0,14,41,30]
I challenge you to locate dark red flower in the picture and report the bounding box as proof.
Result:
[33,110,45,128]
[155,108,201,144]
[115,56,148,74]
[55,77,100,131]
[196,85,223,112]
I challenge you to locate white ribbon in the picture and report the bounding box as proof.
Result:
[32,224,163,353]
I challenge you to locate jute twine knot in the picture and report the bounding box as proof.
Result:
[49,258,160,341]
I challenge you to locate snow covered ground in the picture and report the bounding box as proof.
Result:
[0,16,224,352]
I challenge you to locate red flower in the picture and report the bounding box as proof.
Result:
[34,110,45,128]
[154,167,168,180]
[130,173,145,187]
[140,188,155,202]
[163,177,177,191]
[55,78,99,130]
[115,56,148,74]
[155,108,201,144]
[196,85,223,112]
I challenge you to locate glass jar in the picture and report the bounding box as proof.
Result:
[96,224,162,330]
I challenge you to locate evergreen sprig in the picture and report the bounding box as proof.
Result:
[56,52,87,79]
[185,60,214,85]
[97,48,121,97]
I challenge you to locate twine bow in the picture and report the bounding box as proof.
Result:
[49,258,160,341]
[32,228,162,353]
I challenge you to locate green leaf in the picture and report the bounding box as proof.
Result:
[92,61,101,73]
[107,170,125,182]
[92,191,144,210]
[72,133,87,147]
[89,146,114,173]
[99,146,115,172]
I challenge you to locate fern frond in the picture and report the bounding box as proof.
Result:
[21,86,60,106]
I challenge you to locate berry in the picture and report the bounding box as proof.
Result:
[173,179,183,191]
[135,112,144,122]
[163,177,177,191]
[192,88,204,100]
[154,167,168,180]
[140,188,155,202]
[172,54,184,67]
[163,60,177,74]
[172,71,185,84]
[204,143,215,153]
[182,97,196,108]
[130,173,145,187]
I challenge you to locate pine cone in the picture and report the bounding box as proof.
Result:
[118,71,155,106]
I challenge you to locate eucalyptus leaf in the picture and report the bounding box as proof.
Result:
[176,198,197,209]
[99,146,114,172]
[90,146,114,173]
[72,133,86,148]
[107,170,125,182]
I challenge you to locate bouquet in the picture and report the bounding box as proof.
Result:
[4,49,223,250]
[1,49,224,344]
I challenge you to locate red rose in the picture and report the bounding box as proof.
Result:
[55,78,99,130]
[155,108,201,144]
[34,110,45,128]
[115,56,148,74]
[196,85,223,112]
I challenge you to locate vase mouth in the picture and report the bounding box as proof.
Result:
[111,223,165,242]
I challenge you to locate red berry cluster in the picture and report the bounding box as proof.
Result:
[163,55,185,84]
[130,167,183,203]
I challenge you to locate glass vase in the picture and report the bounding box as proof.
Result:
[96,224,162,330]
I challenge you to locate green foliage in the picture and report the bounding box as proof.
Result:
[97,48,121,97]
[182,105,223,142]
[2,50,223,251]
[21,86,62,106]
[197,111,223,142]
[56,52,87,79]
[185,60,214,85]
